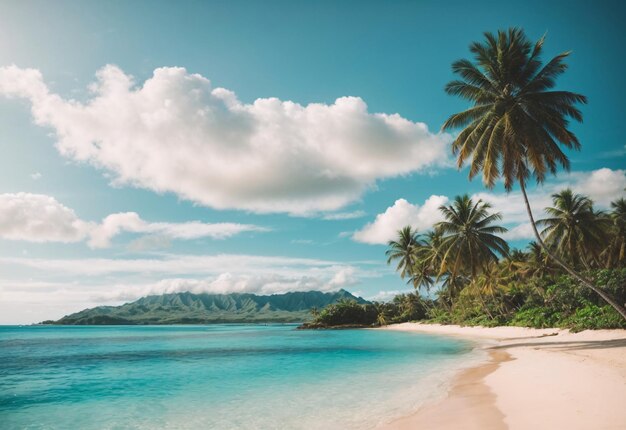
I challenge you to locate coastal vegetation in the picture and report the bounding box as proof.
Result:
[305,192,626,330]
[441,27,626,319]
[305,28,626,330]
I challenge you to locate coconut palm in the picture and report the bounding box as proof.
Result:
[465,263,505,319]
[409,258,435,292]
[538,189,609,269]
[385,226,423,280]
[499,248,527,280]
[437,273,469,308]
[408,230,442,291]
[604,198,626,268]
[442,28,626,319]
[435,195,509,277]
[523,241,558,279]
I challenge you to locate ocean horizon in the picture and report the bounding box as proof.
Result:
[0,324,480,429]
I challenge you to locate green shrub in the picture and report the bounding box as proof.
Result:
[562,304,626,332]
[426,307,452,324]
[314,300,378,326]
[509,306,560,328]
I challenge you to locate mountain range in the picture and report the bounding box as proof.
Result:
[44,289,369,325]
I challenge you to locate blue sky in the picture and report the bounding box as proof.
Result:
[0,0,624,323]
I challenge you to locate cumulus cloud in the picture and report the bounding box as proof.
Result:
[0,64,451,215]
[0,193,267,248]
[564,168,626,207]
[352,195,448,244]
[0,193,91,243]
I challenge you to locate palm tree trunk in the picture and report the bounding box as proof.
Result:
[519,180,626,320]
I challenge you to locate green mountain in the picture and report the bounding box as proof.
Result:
[47,289,369,325]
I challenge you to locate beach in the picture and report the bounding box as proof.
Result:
[379,323,626,430]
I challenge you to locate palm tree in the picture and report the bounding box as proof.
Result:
[435,195,509,277]
[538,189,609,269]
[409,258,435,292]
[471,262,514,318]
[437,272,469,308]
[503,248,529,279]
[385,226,423,280]
[604,198,626,268]
[442,28,626,319]
[524,241,558,279]
[408,230,442,292]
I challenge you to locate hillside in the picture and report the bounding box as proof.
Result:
[47,289,369,325]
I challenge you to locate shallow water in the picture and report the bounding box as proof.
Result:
[0,325,478,429]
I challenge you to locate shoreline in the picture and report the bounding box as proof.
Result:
[378,323,626,430]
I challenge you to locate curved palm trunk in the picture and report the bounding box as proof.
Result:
[519,181,626,320]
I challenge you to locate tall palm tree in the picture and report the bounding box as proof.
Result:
[538,189,609,269]
[385,226,423,280]
[604,198,626,268]
[435,195,509,277]
[442,28,626,319]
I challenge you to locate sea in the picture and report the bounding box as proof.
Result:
[0,324,481,429]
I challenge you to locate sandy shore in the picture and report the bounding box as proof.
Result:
[378,323,626,430]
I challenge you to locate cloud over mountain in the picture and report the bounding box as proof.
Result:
[0,65,451,215]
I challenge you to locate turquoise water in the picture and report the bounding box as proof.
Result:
[0,325,477,429]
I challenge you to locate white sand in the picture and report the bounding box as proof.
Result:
[379,323,626,430]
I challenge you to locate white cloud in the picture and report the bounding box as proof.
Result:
[501,223,535,241]
[322,210,366,220]
[352,195,448,244]
[92,270,358,303]
[0,253,345,276]
[88,211,268,248]
[367,289,408,302]
[565,168,626,206]
[0,193,91,243]
[471,191,551,225]
[0,64,451,215]
[126,235,172,252]
[0,193,267,248]
[30,172,42,180]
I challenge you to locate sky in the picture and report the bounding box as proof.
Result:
[0,0,624,324]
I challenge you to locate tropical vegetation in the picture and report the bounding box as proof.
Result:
[306,28,626,330]
[305,192,626,330]
[440,27,626,319]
